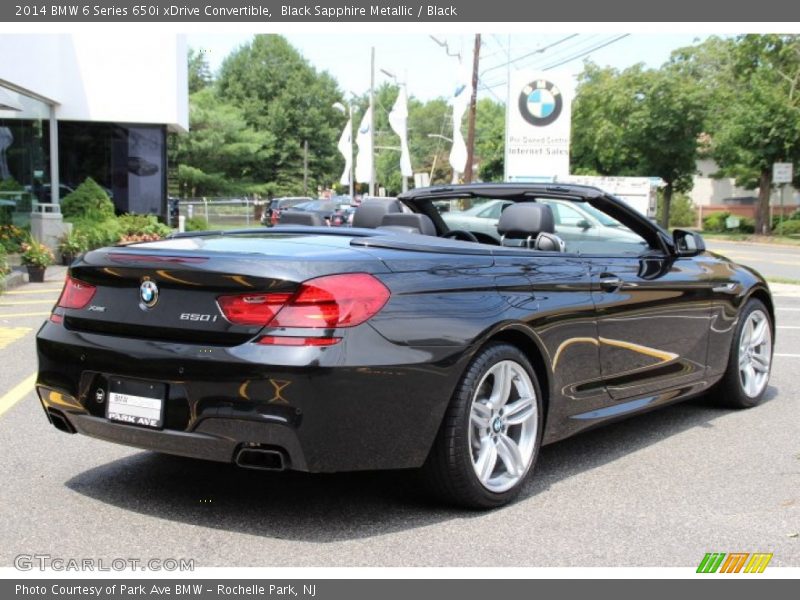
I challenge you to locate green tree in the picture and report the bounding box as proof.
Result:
[216,35,345,195]
[174,87,276,197]
[698,35,800,234]
[572,62,706,228]
[188,48,213,94]
[474,98,505,181]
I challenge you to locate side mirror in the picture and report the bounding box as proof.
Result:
[673,229,706,257]
[576,219,592,230]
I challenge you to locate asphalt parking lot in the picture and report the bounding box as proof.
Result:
[0,268,798,568]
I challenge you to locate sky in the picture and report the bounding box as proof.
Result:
[186,32,709,103]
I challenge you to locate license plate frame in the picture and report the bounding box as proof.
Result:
[106,378,166,430]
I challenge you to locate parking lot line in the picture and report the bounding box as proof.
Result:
[0,299,59,306]
[0,373,36,419]
[0,327,32,350]
[775,353,800,358]
[776,307,800,311]
[777,326,800,329]
[0,311,51,318]
[2,288,62,295]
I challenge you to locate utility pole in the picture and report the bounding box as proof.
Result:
[303,139,308,196]
[369,46,376,197]
[464,34,481,183]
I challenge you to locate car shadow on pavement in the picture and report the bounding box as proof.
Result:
[64,386,778,542]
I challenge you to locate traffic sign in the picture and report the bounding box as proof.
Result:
[773,162,793,184]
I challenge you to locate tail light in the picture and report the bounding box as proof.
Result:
[217,293,292,326]
[217,273,390,330]
[56,276,96,310]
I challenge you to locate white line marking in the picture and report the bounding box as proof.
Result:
[774,353,800,358]
[776,307,800,311]
[777,326,800,329]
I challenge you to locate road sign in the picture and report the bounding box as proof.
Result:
[773,162,793,184]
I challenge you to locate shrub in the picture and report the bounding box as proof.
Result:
[657,193,697,228]
[60,177,115,221]
[0,246,8,277]
[702,211,730,233]
[0,224,29,253]
[57,230,89,256]
[0,177,23,192]
[185,216,210,231]
[117,213,171,239]
[72,218,123,249]
[774,220,800,236]
[736,217,755,234]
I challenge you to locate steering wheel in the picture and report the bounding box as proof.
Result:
[441,229,480,243]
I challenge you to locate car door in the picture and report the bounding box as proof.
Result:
[579,214,713,400]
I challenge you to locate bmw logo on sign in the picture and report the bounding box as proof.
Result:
[518,80,563,127]
[139,278,159,309]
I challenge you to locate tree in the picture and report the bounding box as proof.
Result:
[571,62,706,228]
[473,98,505,181]
[174,88,276,196]
[695,35,800,234]
[188,48,213,94]
[216,35,345,195]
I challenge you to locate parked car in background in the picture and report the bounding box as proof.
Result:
[441,198,646,248]
[262,196,314,226]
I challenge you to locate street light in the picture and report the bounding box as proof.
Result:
[332,101,355,200]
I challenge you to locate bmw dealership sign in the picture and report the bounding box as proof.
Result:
[505,72,572,181]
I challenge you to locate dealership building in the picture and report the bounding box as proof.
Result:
[0,33,188,233]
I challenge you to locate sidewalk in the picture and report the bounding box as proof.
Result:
[0,265,68,292]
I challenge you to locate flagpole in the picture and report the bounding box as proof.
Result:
[349,103,355,200]
[370,46,376,197]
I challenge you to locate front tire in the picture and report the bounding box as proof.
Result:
[713,298,773,408]
[423,343,543,509]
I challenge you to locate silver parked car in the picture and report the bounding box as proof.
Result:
[441,198,646,248]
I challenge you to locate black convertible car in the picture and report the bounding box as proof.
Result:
[36,183,775,508]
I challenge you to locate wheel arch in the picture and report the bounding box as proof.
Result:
[480,325,551,432]
[746,285,775,333]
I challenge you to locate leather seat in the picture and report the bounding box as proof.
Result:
[496,203,565,251]
[378,212,437,235]
[352,199,403,228]
[277,211,326,226]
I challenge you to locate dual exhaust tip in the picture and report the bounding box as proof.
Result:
[235,446,286,471]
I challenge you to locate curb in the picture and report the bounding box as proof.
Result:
[0,269,25,292]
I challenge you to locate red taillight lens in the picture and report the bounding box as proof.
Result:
[271,273,390,328]
[57,277,96,309]
[257,336,341,346]
[216,273,390,329]
[217,293,292,326]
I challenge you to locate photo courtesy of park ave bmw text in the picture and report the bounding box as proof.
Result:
[0,0,798,595]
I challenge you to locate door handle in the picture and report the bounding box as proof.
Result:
[599,274,623,292]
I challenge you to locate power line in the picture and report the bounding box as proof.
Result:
[480,34,580,77]
[542,34,631,71]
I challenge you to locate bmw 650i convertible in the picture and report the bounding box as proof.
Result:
[36,183,775,508]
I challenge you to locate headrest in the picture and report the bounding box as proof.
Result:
[277,211,325,226]
[379,213,437,236]
[496,203,555,237]
[352,199,402,229]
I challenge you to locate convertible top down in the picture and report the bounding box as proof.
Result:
[36,184,774,508]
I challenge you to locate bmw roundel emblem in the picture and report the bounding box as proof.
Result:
[519,80,563,127]
[139,278,159,309]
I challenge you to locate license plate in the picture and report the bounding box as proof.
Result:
[106,378,166,429]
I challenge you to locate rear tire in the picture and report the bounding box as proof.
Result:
[423,343,543,509]
[712,298,773,409]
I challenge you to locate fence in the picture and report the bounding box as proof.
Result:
[176,198,265,230]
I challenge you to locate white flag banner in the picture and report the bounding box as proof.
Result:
[388,87,413,178]
[355,106,373,184]
[337,117,352,186]
[449,65,471,176]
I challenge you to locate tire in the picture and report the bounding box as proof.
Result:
[712,298,773,409]
[423,343,544,509]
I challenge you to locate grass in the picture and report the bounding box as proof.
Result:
[702,232,800,246]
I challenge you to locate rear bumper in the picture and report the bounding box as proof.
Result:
[36,321,468,472]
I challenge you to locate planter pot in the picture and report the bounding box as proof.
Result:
[26,266,46,283]
[61,253,75,266]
